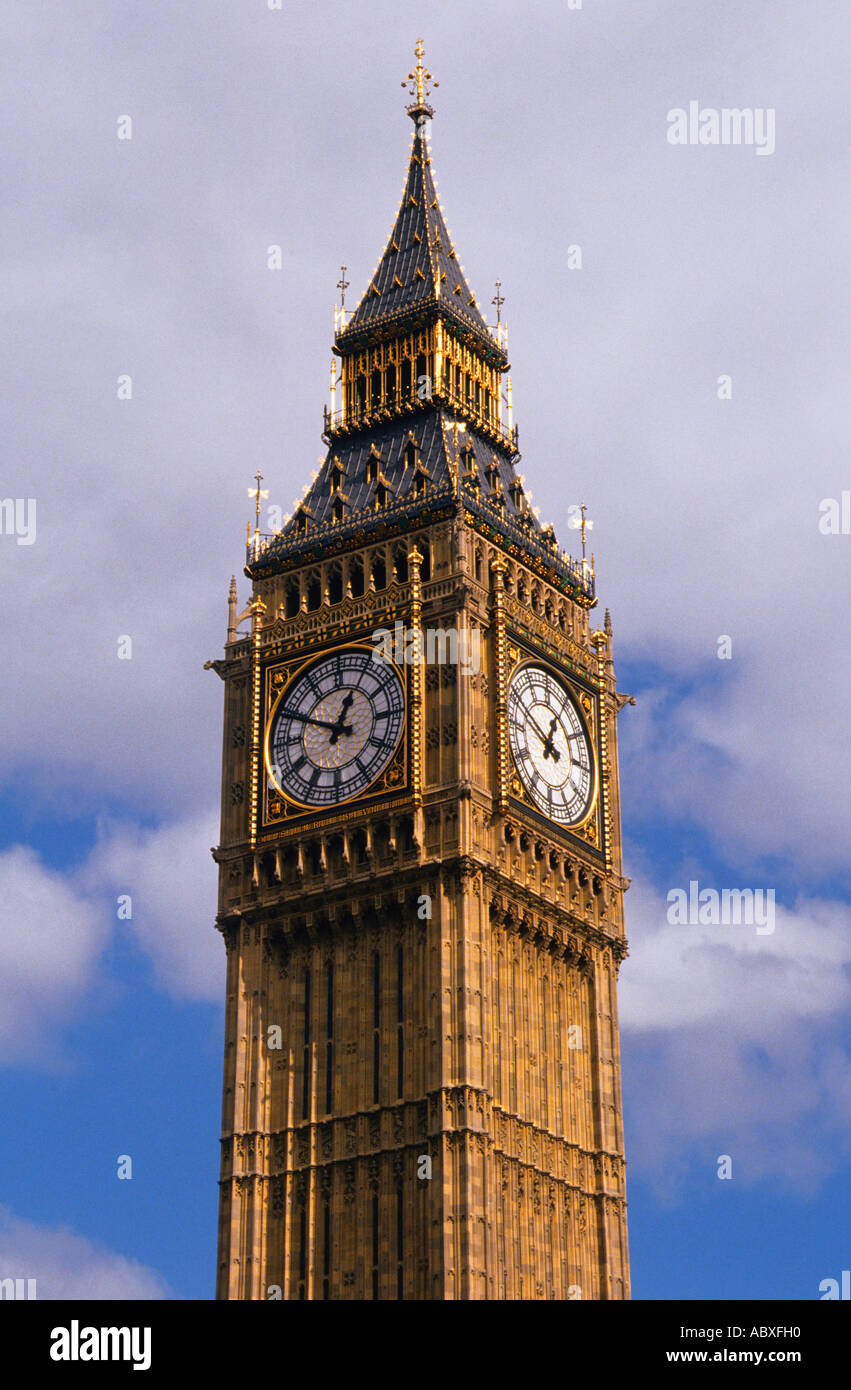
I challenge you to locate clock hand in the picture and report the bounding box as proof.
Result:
[329,689,356,746]
[525,709,562,761]
[279,707,353,735]
[541,716,561,764]
[524,709,551,744]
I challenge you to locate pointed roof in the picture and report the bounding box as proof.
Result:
[335,45,506,361]
[338,123,497,350]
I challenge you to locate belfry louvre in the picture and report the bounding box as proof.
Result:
[211,41,631,1300]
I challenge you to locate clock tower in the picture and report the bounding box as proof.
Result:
[211,42,631,1300]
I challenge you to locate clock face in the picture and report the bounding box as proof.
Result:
[267,648,405,808]
[507,664,595,825]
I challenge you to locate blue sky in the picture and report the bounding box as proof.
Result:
[1,0,848,1299]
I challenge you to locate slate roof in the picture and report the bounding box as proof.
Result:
[336,124,506,361]
[248,404,591,600]
[278,413,529,533]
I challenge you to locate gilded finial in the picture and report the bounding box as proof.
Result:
[568,502,595,582]
[248,470,269,559]
[402,38,438,123]
[227,576,238,644]
[569,501,594,557]
[492,280,504,324]
[336,265,349,309]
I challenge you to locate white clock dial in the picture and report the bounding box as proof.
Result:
[267,648,404,807]
[507,664,595,825]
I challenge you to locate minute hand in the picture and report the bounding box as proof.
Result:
[279,707,352,734]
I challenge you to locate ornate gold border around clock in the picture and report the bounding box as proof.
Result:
[594,638,613,874]
[490,557,510,813]
[504,637,602,849]
[256,791,415,845]
[260,642,409,824]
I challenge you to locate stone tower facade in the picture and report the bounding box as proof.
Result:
[211,43,630,1301]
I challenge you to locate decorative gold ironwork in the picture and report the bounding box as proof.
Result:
[491,557,509,813]
[402,37,438,114]
[248,595,267,849]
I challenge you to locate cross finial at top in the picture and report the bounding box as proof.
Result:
[492,280,505,324]
[336,264,349,308]
[248,470,269,531]
[568,501,595,570]
[402,38,438,121]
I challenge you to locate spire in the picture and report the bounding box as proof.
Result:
[227,575,238,643]
[338,41,501,353]
[248,47,596,611]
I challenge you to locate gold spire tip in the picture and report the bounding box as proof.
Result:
[402,37,438,121]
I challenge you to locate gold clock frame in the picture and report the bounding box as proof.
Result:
[505,649,602,846]
[261,642,408,822]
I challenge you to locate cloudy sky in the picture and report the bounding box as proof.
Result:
[1,0,848,1298]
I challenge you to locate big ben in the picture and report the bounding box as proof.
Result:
[211,41,631,1301]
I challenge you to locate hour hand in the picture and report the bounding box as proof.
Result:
[541,716,561,763]
[279,706,348,734]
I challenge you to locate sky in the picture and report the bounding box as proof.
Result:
[1,0,848,1300]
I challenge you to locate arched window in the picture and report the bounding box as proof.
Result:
[393,546,408,583]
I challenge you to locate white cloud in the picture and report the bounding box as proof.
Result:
[621,877,851,1034]
[0,847,110,1066]
[0,813,221,1069]
[619,876,851,1191]
[0,1206,171,1300]
[82,812,222,1002]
